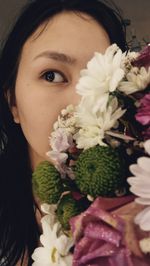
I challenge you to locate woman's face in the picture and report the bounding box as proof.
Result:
[12,11,110,170]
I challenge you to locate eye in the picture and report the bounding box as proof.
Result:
[42,70,67,83]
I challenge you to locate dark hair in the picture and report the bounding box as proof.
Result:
[0,0,127,265]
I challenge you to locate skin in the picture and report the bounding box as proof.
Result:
[11,11,110,170]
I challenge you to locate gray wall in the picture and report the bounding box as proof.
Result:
[0,0,27,47]
[114,0,150,46]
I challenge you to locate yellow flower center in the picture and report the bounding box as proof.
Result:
[51,247,57,263]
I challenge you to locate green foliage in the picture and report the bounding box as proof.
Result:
[74,145,126,197]
[57,194,83,230]
[32,161,63,204]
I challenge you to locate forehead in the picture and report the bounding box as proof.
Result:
[21,11,110,63]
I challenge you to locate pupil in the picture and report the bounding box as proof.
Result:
[46,72,55,81]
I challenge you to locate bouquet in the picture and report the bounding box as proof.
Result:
[31,43,150,265]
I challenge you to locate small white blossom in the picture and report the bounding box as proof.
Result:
[119,66,150,95]
[53,105,77,134]
[32,215,73,266]
[61,105,74,116]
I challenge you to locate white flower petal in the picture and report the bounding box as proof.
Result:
[41,204,57,215]
[127,177,150,189]
[130,185,150,198]
[61,254,73,266]
[92,93,109,113]
[134,207,150,231]
[55,235,74,256]
[32,247,51,264]
[32,218,72,266]
[137,157,150,173]
[129,164,150,179]
[135,197,150,205]
[41,214,56,229]
[76,76,101,96]
[112,48,122,68]
[109,68,124,92]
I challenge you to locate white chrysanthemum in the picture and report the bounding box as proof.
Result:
[75,97,125,127]
[74,126,105,149]
[76,44,124,112]
[74,97,125,149]
[127,140,150,232]
[32,215,73,266]
[53,105,77,134]
[119,66,150,95]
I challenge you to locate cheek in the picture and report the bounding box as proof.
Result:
[14,78,80,164]
[15,87,61,158]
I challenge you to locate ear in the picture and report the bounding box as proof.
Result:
[6,91,20,124]
[11,106,20,124]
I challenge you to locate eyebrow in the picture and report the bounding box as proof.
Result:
[33,51,77,65]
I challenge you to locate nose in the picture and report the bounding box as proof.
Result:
[72,75,83,105]
[65,79,81,107]
[71,87,81,106]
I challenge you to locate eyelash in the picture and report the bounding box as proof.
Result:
[40,70,68,83]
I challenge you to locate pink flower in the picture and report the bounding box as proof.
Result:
[69,197,138,266]
[136,93,150,126]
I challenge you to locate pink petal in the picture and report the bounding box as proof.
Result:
[84,222,121,246]
[108,248,133,266]
[79,243,117,264]
[70,197,133,242]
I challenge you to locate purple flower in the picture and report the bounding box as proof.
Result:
[135,93,150,139]
[50,128,73,152]
[132,45,150,69]
[47,128,74,166]
[136,93,150,126]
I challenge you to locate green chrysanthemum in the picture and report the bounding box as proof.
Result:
[74,145,126,198]
[32,161,63,204]
[57,194,82,230]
